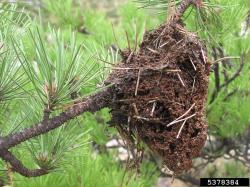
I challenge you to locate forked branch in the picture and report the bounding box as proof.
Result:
[0,88,111,177]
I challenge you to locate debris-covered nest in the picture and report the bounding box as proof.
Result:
[106,22,210,174]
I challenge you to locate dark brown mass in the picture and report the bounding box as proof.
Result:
[106,23,210,174]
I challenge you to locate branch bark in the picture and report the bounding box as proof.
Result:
[0,150,48,177]
[219,57,245,88]
[0,88,111,177]
[170,0,203,24]
[209,53,246,104]
[0,88,111,150]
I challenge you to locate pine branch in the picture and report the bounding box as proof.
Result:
[0,150,48,177]
[219,55,245,88]
[0,88,111,177]
[209,53,246,104]
[0,88,111,151]
[170,0,203,23]
[212,47,220,92]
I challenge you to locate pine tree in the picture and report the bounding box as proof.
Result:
[0,0,249,185]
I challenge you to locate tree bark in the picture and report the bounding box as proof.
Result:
[0,150,48,177]
[170,0,203,24]
[0,88,111,150]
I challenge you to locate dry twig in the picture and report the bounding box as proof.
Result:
[177,119,187,138]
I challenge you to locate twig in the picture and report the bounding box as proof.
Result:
[189,57,197,71]
[126,51,134,64]
[214,63,220,91]
[192,49,204,66]
[42,108,51,122]
[167,103,195,127]
[201,46,207,64]
[176,39,184,45]
[219,57,245,88]
[0,149,48,177]
[177,73,186,87]
[192,76,196,93]
[170,0,203,24]
[163,69,181,72]
[115,99,137,103]
[146,47,160,54]
[150,102,157,117]
[135,69,141,96]
[213,56,240,64]
[148,99,157,104]
[217,46,230,81]
[133,116,151,121]
[171,39,184,49]
[167,113,196,127]
[176,119,187,138]
[159,41,170,48]
[212,47,220,92]
[210,53,246,104]
[133,116,165,123]
[0,89,111,151]
[223,89,238,101]
[173,103,195,122]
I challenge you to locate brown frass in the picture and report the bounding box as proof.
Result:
[106,23,210,174]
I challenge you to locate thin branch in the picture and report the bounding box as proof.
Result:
[209,47,220,104]
[135,69,141,96]
[170,0,203,24]
[0,88,111,151]
[217,46,230,81]
[0,150,48,177]
[177,73,186,87]
[150,102,157,117]
[200,46,207,64]
[42,108,51,122]
[192,76,196,94]
[209,53,246,104]
[189,57,197,71]
[167,103,195,127]
[223,88,238,101]
[219,57,245,88]
[212,48,220,92]
[126,51,134,64]
[167,113,196,127]
[213,56,240,64]
[146,47,160,54]
[176,119,187,138]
